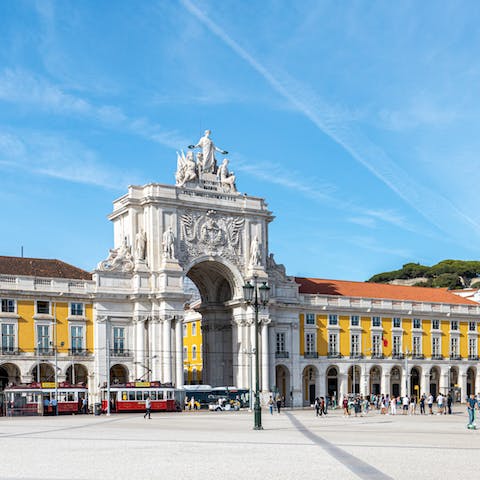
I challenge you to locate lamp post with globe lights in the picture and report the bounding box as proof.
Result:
[243,275,270,430]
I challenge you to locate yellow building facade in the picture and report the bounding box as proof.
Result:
[0,256,95,390]
[182,309,203,385]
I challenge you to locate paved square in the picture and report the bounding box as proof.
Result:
[0,406,476,479]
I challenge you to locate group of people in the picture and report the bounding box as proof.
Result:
[341,392,455,417]
[313,397,328,416]
[268,395,285,414]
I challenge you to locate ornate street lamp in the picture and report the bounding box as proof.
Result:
[243,275,270,430]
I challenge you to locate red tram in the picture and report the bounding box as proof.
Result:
[101,381,184,413]
[3,382,88,416]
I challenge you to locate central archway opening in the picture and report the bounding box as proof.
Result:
[186,260,237,387]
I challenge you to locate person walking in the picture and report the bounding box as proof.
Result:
[268,396,274,415]
[314,397,321,417]
[436,393,444,415]
[427,394,434,414]
[82,396,88,414]
[409,395,417,415]
[390,396,397,415]
[342,395,349,416]
[276,395,282,414]
[144,395,152,419]
[447,393,453,415]
[321,397,327,416]
[467,394,477,428]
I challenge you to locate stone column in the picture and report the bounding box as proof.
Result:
[175,316,184,388]
[163,317,172,383]
[460,372,467,402]
[440,366,450,394]
[362,371,370,397]
[151,317,160,381]
[338,371,348,400]
[421,372,430,396]
[261,318,270,392]
[381,371,390,396]
[135,317,146,380]
[268,323,276,394]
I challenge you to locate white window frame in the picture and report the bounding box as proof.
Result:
[112,326,126,353]
[450,320,459,331]
[350,334,360,356]
[36,300,51,315]
[372,316,382,328]
[328,314,338,326]
[469,337,477,358]
[413,318,422,330]
[70,302,84,317]
[412,335,422,355]
[1,299,16,313]
[36,323,52,353]
[305,332,316,354]
[69,324,85,353]
[350,315,360,327]
[306,313,315,325]
[392,335,402,355]
[450,337,459,357]
[372,334,381,356]
[328,333,338,355]
[1,323,16,352]
[393,317,401,329]
[432,336,441,357]
[432,319,440,330]
[276,332,285,353]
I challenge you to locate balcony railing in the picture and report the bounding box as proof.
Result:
[110,349,132,357]
[431,354,444,360]
[412,353,425,359]
[392,352,404,359]
[468,355,479,361]
[304,352,318,359]
[371,353,385,359]
[450,354,462,360]
[69,348,90,356]
[0,348,20,355]
[275,351,289,359]
[349,353,364,359]
[327,352,342,358]
[35,348,54,356]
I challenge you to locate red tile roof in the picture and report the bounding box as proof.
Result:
[295,277,478,306]
[0,256,91,280]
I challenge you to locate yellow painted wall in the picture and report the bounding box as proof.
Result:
[317,314,327,355]
[440,320,449,358]
[17,300,35,353]
[183,320,203,382]
[423,319,432,358]
[339,316,349,354]
[460,321,468,357]
[403,318,412,353]
[361,317,370,352]
[382,317,392,357]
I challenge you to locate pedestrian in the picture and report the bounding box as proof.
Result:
[409,395,416,415]
[390,396,397,415]
[314,396,320,417]
[82,396,88,414]
[321,397,327,415]
[467,393,477,428]
[436,393,444,415]
[51,397,58,416]
[402,395,409,415]
[419,394,426,415]
[268,396,274,415]
[144,395,152,419]
[276,395,282,414]
[427,393,433,414]
[342,395,349,416]
[447,393,453,415]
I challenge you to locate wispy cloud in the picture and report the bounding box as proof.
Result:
[0,130,134,189]
[181,0,480,244]
[347,235,413,259]
[0,68,189,150]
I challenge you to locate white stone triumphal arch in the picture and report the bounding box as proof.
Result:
[92,130,299,397]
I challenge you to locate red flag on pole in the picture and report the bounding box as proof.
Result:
[382,336,388,347]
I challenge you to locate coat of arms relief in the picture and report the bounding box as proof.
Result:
[179,210,244,265]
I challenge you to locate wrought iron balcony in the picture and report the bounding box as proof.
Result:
[371,353,385,359]
[327,352,342,358]
[450,354,462,360]
[392,352,404,359]
[275,351,289,359]
[412,353,425,360]
[0,347,20,355]
[110,349,132,357]
[431,354,444,360]
[35,348,54,356]
[349,353,364,359]
[304,352,318,359]
[69,348,90,356]
[468,355,479,361]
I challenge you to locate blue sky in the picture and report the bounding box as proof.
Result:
[1,0,480,281]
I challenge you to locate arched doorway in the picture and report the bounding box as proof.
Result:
[348,365,361,394]
[0,363,21,389]
[303,365,317,405]
[275,365,290,405]
[390,366,401,397]
[110,364,128,385]
[467,367,476,396]
[326,366,338,402]
[66,364,88,385]
[411,367,421,397]
[31,363,55,382]
[430,366,440,397]
[186,260,241,387]
[369,366,381,395]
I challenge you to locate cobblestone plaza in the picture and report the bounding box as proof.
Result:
[0,407,476,479]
